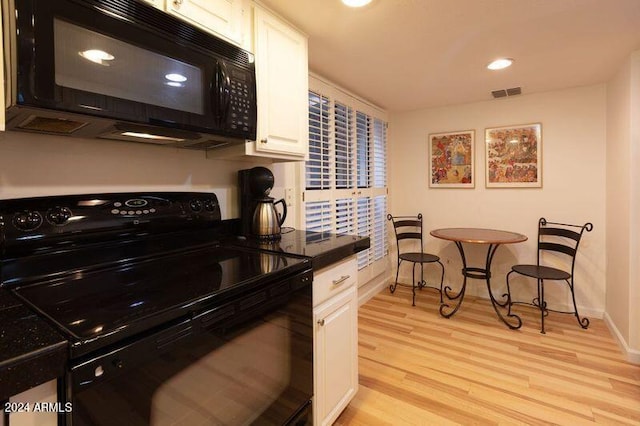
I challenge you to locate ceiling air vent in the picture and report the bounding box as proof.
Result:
[491,87,522,99]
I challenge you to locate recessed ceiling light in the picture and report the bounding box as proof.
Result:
[342,0,372,7]
[487,58,514,70]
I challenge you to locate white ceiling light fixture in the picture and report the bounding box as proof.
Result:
[342,0,372,7]
[487,58,514,70]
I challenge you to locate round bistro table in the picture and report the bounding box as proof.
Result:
[430,228,528,329]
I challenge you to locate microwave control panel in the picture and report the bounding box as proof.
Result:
[228,67,256,134]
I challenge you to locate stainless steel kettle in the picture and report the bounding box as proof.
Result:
[251,196,287,240]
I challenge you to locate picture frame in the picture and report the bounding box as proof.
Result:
[428,130,475,188]
[485,123,542,188]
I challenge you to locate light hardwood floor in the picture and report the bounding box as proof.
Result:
[335,285,640,425]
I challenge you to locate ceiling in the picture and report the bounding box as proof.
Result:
[258,0,640,111]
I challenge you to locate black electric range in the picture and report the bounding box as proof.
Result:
[0,192,313,425]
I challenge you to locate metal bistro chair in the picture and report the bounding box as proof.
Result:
[505,217,593,334]
[387,214,444,306]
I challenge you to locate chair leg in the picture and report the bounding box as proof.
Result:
[411,262,417,306]
[505,270,514,316]
[437,260,444,304]
[567,278,590,329]
[390,259,401,294]
[539,279,546,334]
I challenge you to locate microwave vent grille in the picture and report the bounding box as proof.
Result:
[82,0,250,67]
[17,116,89,134]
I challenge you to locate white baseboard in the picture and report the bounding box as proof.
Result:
[358,271,389,306]
[603,312,640,364]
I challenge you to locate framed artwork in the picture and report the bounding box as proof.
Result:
[485,123,542,188]
[428,130,475,188]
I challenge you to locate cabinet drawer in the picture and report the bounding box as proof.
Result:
[313,256,357,307]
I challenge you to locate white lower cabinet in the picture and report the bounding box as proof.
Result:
[313,256,358,426]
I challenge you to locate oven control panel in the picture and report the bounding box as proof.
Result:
[0,192,222,252]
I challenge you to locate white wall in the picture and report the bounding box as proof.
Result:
[0,131,266,218]
[605,50,640,361]
[605,56,632,344]
[388,84,607,317]
[631,52,640,352]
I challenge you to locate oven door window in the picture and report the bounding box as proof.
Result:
[54,19,204,115]
[69,287,313,426]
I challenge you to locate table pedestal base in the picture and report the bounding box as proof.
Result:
[440,241,522,330]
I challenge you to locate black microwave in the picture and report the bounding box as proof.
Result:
[2,0,257,150]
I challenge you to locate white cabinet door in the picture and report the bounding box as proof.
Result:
[313,285,358,426]
[253,6,308,158]
[167,0,245,46]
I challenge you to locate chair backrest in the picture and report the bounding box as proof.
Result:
[537,217,593,275]
[387,214,423,256]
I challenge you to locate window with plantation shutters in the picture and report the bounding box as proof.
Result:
[303,75,388,282]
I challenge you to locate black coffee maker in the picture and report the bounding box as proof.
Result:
[238,167,287,240]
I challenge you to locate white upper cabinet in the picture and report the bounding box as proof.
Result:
[165,0,247,47]
[207,4,309,161]
[252,5,308,159]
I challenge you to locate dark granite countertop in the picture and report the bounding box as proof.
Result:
[0,228,368,401]
[231,229,370,270]
[0,289,67,401]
